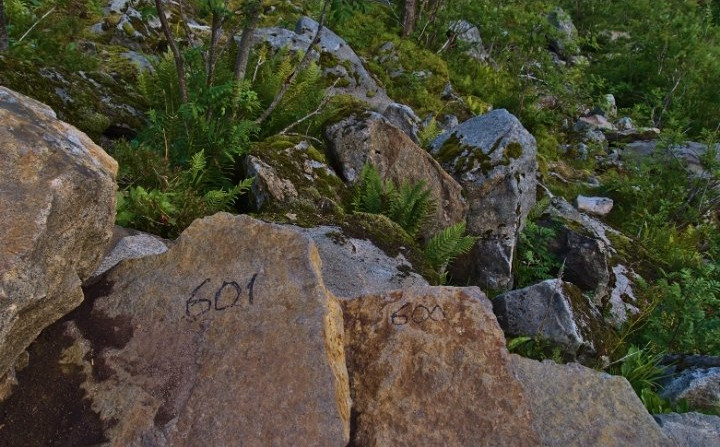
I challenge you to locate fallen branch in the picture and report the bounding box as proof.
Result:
[279,79,339,135]
[17,5,56,43]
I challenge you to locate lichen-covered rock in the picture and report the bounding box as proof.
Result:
[327,112,467,237]
[661,367,720,413]
[654,412,720,447]
[293,226,428,299]
[253,17,392,110]
[383,102,422,143]
[244,137,346,212]
[342,287,541,446]
[0,87,117,379]
[511,355,673,447]
[447,20,488,62]
[547,7,580,59]
[431,109,537,290]
[493,280,607,361]
[0,214,351,446]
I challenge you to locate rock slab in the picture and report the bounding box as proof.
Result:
[654,412,720,447]
[342,287,541,446]
[511,355,672,447]
[0,87,117,378]
[0,213,350,446]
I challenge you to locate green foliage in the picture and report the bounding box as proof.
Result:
[424,222,478,281]
[351,163,434,237]
[635,265,720,355]
[116,149,253,238]
[507,336,565,364]
[515,199,562,288]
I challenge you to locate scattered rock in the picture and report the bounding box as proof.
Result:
[431,109,537,290]
[0,87,117,378]
[547,7,579,59]
[576,195,614,216]
[89,227,169,280]
[342,286,541,446]
[383,102,422,143]
[512,355,673,446]
[615,116,634,130]
[494,279,607,361]
[654,412,720,447]
[447,20,488,62]
[327,112,467,237]
[661,367,720,413]
[292,226,428,299]
[593,94,618,119]
[0,213,351,446]
[574,114,616,132]
[605,127,661,143]
[254,17,392,110]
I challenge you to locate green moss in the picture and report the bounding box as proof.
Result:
[506,141,523,160]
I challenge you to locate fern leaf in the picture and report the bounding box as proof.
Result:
[424,222,478,272]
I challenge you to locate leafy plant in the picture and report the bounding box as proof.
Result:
[424,222,478,281]
[514,198,562,288]
[351,163,435,236]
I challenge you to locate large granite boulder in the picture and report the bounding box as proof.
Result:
[431,109,537,290]
[253,16,392,110]
[327,112,467,237]
[494,279,608,362]
[654,412,720,447]
[0,87,117,379]
[0,214,351,446]
[342,287,541,446]
[293,226,428,299]
[512,355,672,446]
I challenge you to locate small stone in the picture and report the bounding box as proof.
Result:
[577,195,614,216]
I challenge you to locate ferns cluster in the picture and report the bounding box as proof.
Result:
[352,163,434,237]
[424,222,478,282]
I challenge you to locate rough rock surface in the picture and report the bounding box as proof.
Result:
[661,367,720,413]
[90,226,169,280]
[327,112,467,237]
[0,214,351,446]
[547,7,579,59]
[293,226,429,299]
[654,412,720,447]
[0,87,117,378]
[576,195,614,216]
[342,287,541,446]
[383,102,422,143]
[511,355,672,447]
[253,17,392,110]
[447,20,488,61]
[431,109,538,290]
[574,114,615,132]
[493,279,606,360]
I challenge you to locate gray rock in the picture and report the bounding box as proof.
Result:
[593,94,618,119]
[661,367,720,413]
[494,279,605,360]
[0,87,118,378]
[654,412,720,447]
[447,20,488,61]
[574,114,616,132]
[382,102,422,143]
[605,127,661,143]
[326,112,467,238]
[90,229,168,279]
[253,17,392,110]
[431,109,537,290]
[606,264,640,329]
[615,116,635,130]
[292,226,428,299]
[511,355,673,446]
[576,195,614,216]
[244,155,299,209]
[547,7,579,59]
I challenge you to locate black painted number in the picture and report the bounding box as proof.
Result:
[185,274,260,317]
[391,303,445,325]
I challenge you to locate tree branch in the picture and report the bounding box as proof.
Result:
[155,0,188,103]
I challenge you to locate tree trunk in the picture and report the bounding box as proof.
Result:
[402,0,417,37]
[206,10,224,88]
[0,0,9,52]
[233,0,262,83]
[155,0,188,104]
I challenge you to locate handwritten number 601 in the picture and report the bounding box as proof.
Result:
[391,303,445,325]
[186,274,258,317]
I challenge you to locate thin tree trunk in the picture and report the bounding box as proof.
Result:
[206,10,224,88]
[402,0,417,37]
[233,0,262,83]
[0,0,8,52]
[254,0,330,126]
[155,0,188,103]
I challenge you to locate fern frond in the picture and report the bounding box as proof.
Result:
[352,163,384,213]
[386,181,434,236]
[424,222,478,272]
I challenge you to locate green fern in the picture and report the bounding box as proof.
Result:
[424,222,478,279]
[386,181,435,237]
[352,163,384,214]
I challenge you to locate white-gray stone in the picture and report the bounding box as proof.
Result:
[654,412,720,447]
[576,195,614,216]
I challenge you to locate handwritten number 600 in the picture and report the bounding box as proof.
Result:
[391,303,445,325]
[186,274,258,317]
